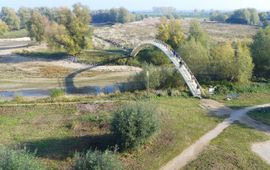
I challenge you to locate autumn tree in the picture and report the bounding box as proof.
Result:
[46,3,92,56]
[156,18,185,49]
[0,7,20,30]
[26,11,48,42]
[0,20,8,35]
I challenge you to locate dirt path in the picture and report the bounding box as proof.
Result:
[160,100,270,170]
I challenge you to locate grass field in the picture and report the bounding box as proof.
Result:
[248,107,270,126]
[183,123,270,170]
[214,92,270,109]
[182,92,270,170]
[0,96,222,169]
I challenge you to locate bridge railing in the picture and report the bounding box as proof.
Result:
[151,39,201,90]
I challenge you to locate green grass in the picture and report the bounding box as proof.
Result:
[0,29,28,38]
[0,96,222,169]
[248,107,270,126]
[77,50,128,65]
[122,97,222,170]
[183,123,270,170]
[213,92,270,109]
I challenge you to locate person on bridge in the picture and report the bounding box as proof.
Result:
[179,60,183,67]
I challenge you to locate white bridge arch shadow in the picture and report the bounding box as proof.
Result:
[130,39,202,98]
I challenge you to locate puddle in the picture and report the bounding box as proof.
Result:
[0,83,139,99]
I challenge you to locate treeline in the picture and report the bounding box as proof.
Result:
[92,8,138,23]
[210,8,270,26]
[0,6,137,34]
[7,3,93,56]
[155,18,270,83]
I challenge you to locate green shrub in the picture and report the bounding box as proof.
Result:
[74,150,122,170]
[131,64,184,90]
[0,145,46,170]
[12,94,24,103]
[136,48,170,66]
[111,102,159,149]
[49,89,65,98]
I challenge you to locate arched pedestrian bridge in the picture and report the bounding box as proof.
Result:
[130,39,202,98]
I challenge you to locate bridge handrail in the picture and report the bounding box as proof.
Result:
[151,39,201,88]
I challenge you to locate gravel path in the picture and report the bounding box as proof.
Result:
[160,100,270,170]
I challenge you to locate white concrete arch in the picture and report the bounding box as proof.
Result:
[131,39,202,98]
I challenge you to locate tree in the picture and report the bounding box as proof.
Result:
[0,20,8,35]
[118,7,134,23]
[232,42,254,83]
[178,38,210,79]
[251,27,270,79]
[26,11,48,42]
[209,42,235,81]
[18,7,32,29]
[259,12,269,22]
[0,7,20,30]
[226,8,259,25]
[46,3,92,56]
[156,18,185,49]
[54,7,73,25]
[188,20,210,48]
[210,11,229,22]
[249,8,260,25]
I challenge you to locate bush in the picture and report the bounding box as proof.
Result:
[131,64,184,90]
[74,150,122,170]
[0,145,46,170]
[136,48,170,66]
[49,89,65,98]
[111,102,159,149]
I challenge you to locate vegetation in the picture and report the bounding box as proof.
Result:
[0,96,221,169]
[248,107,270,126]
[210,11,229,22]
[251,26,270,80]
[49,89,65,98]
[0,28,27,38]
[18,7,32,29]
[74,150,123,170]
[26,11,48,42]
[179,38,209,77]
[0,20,8,35]
[0,7,20,30]
[0,145,46,170]
[46,3,92,56]
[210,8,263,26]
[111,102,159,150]
[226,8,260,25]
[92,8,135,24]
[158,19,255,84]
[136,48,170,66]
[156,17,185,49]
[131,64,184,90]
[184,123,270,170]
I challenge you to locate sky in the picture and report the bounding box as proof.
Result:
[0,0,270,11]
